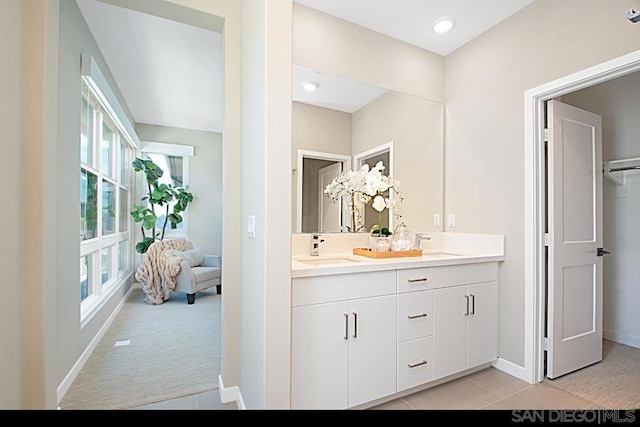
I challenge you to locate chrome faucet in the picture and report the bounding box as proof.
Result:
[310,234,325,256]
[414,233,432,251]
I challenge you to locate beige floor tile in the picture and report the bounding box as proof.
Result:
[484,384,593,410]
[127,394,198,410]
[466,368,530,398]
[402,378,501,410]
[196,389,238,410]
[370,398,415,410]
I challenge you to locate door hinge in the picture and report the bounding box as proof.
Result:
[544,337,549,351]
[544,233,550,247]
[543,128,549,142]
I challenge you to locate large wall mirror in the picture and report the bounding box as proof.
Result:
[291,64,444,234]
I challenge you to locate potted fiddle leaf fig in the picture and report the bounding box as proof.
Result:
[130,157,194,254]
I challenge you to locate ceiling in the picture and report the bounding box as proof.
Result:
[77,0,536,133]
[76,0,223,133]
[295,0,536,56]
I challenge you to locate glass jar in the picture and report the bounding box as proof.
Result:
[391,222,414,251]
[375,236,391,252]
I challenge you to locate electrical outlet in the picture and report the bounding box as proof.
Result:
[447,213,456,227]
[433,214,441,227]
[247,215,256,238]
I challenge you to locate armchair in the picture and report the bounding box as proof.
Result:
[174,250,222,304]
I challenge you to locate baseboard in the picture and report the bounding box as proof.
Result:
[56,284,138,404]
[218,374,246,410]
[492,357,532,384]
[604,329,640,349]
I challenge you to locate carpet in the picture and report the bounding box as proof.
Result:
[547,340,640,409]
[59,287,221,410]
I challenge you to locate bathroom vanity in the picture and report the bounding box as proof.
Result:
[290,232,504,410]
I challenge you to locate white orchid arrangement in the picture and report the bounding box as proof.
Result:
[324,161,403,233]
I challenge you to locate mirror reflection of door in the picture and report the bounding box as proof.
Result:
[360,151,390,232]
[318,162,343,232]
[302,158,342,233]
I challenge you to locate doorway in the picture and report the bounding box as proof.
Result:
[353,141,394,232]
[524,49,640,384]
[295,150,351,233]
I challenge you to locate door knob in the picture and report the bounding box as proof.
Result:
[597,248,610,257]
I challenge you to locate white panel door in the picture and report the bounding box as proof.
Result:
[546,100,603,379]
[318,162,342,233]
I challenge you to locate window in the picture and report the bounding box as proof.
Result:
[140,142,193,239]
[80,80,134,318]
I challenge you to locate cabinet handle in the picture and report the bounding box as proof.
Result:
[470,294,475,315]
[344,313,348,340]
[408,360,428,369]
[465,295,470,316]
[352,312,358,338]
[407,278,428,283]
[408,313,428,320]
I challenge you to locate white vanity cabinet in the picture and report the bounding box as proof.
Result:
[291,271,397,409]
[431,264,498,380]
[291,259,500,409]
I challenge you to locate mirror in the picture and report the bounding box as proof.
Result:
[292,65,444,234]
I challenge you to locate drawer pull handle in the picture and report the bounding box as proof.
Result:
[407,278,428,283]
[408,313,428,320]
[408,360,428,369]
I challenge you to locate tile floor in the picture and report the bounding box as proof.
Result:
[127,367,602,410]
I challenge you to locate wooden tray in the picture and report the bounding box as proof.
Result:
[353,247,423,259]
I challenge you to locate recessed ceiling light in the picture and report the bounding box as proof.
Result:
[432,16,455,34]
[302,81,320,92]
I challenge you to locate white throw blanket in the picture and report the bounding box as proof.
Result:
[135,238,190,305]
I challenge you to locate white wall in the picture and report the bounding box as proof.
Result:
[241,0,292,409]
[562,71,640,348]
[353,91,444,232]
[136,124,223,255]
[444,0,640,368]
[0,0,23,409]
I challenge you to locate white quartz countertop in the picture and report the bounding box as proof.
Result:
[291,250,505,279]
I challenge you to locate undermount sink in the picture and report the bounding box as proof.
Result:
[421,251,462,258]
[296,257,362,266]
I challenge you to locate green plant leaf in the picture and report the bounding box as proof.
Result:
[142,214,157,230]
[135,237,155,254]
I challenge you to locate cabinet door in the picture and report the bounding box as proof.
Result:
[467,281,498,368]
[433,285,468,380]
[291,301,350,409]
[348,295,397,408]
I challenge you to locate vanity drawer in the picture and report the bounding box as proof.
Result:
[397,291,433,342]
[397,267,433,293]
[430,263,498,290]
[292,270,396,307]
[397,337,433,392]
